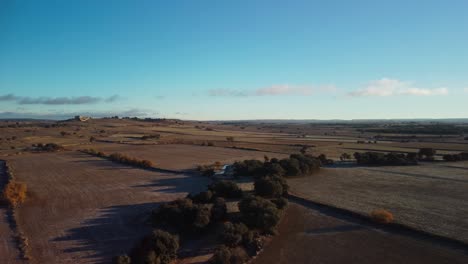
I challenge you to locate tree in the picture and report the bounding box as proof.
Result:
[210,181,243,199]
[131,229,179,264]
[254,176,288,198]
[340,153,351,161]
[220,222,249,247]
[239,196,281,234]
[211,197,227,222]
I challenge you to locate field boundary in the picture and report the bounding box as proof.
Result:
[78,150,186,175]
[287,192,468,253]
[0,160,31,262]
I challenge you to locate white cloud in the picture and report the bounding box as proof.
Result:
[208,89,247,97]
[209,84,336,97]
[348,78,448,97]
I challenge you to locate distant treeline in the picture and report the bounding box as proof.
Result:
[360,124,468,135]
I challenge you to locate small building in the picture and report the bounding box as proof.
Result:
[213,164,234,180]
[75,115,90,122]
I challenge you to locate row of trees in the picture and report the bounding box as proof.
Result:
[232,154,322,178]
[31,143,64,152]
[82,149,153,169]
[354,152,418,166]
[443,152,468,162]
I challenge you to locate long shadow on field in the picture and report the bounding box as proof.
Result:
[132,175,210,194]
[364,168,468,183]
[52,202,161,264]
[305,225,364,235]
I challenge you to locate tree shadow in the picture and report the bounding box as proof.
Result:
[304,225,364,235]
[131,175,210,194]
[52,202,161,264]
[364,168,468,183]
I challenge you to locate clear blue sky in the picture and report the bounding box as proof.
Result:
[1,0,467,120]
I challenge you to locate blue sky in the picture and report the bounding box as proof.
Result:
[1,0,467,120]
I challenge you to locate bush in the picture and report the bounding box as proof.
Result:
[2,181,27,207]
[108,153,153,168]
[34,143,64,152]
[254,176,288,198]
[210,181,243,199]
[131,229,179,264]
[210,246,249,264]
[211,197,227,222]
[239,196,281,234]
[141,134,161,140]
[112,255,131,264]
[370,209,394,224]
[220,222,249,247]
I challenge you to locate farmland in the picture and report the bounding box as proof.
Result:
[1,118,468,263]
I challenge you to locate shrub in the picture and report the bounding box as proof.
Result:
[2,181,27,207]
[34,143,64,152]
[197,165,216,177]
[112,255,131,264]
[141,134,161,140]
[210,181,243,199]
[108,153,153,168]
[370,209,394,224]
[239,196,281,234]
[254,176,288,198]
[211,197,227,222]
[130,229,179,264]
[210,246,249,264]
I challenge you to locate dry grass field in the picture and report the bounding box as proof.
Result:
[288,161,468,243]
[1,118,468,263]
[254,203,467,264]
[6,152,209,264]
[89,143,287,171]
